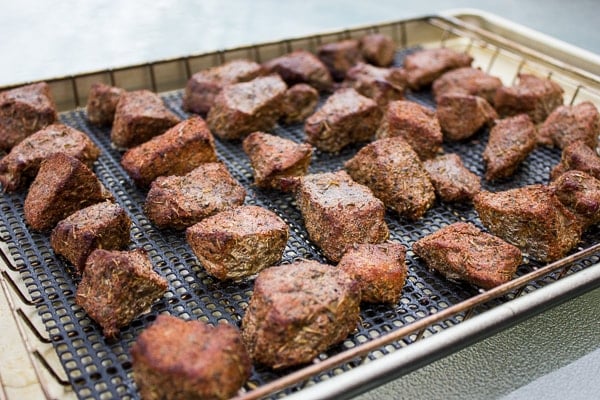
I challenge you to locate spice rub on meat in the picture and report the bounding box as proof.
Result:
[359,33,396,67]
[317,39,364,81]
[537,101,600,149]
[412,222,522,289]
[436,93,497,141]
[550,140,600,181]
[432,67,503,105]
[241,260,360,369]
[343,62,406,107]
[121,116,217,187]
[345,136,435,220]
[144,162,246,229]
[280,83,319,124]
[131,315,251,400]
[403,47,473,90]
[550,170,600,229]
[423,153,481,202]
[86,82,125,126]
[186,205,289,280]
[263,50,333,92]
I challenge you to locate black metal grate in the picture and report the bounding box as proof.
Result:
[1,48,599,399]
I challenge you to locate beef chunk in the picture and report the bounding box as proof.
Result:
[376,100,442,160]
[550,140,600,181]
[494,74,564,123]
[424,153,481,202]
[263,50,333,92]
[242,131,313,190]
[432,67,502,105]
[537,101,600,148]
[280,83,319,124]
[51,201,131,274]
[403,48,473,89]
[85,82,125,125]
[0,123,100,191]
[360,33,396,67]
[550,170,600,229]
[343,62,406,107]
[317,39,364,81]
[0,82,58,151]
[24,153,113,231]
[412,222,522,289]
[483,114,537,181]
[206,75,287,140]
[436,93,497,141]
[345,137,435,220]
[75,249,167,338]
[183,59,264,115]
[121,116,217,187]
[241,260,360,368]
[144,163,246,229]
[293,170,389,261]
[111,90,181,148]
[186,205,289,280]
[337,242,407,304]
[474,185,582,262]
[304,88,381,152]
[131,315,251,400]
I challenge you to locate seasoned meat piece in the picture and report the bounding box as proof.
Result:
[242,131,313,190]
[111,90,181,148]
[131,315,251,400]
[241,260,360,368]
[317,39,364,81]
[537,101,600,148]
[376,100,443,160]
[474,185,582,262]
[550,140,600,181]
[206,75,287,140]
[436,93,497,141]
[51,201,131,274]
[304,88,381,153]
[263,50,333,92]
[186,205,289,280]
[343,62,406,107]
[0,82,58,151]
[24,153,113,231]
[121,116,217,187]
[293,170,389,262]
[0,123,100,192]
[144,163,246,229]
[403,48,473,89]
[483,114,537,181]
[550,170,600,229]
[183,59,264,115]
[280,83,319,124]
[337,242,407,304]
[494,74,564,123]
[345,137,435,220]
[75,248,167,338]
[412,222,522,289]
[424,153,481,202]
[432,67,503,105]
[360,33,396,67]
[85,82,125,125]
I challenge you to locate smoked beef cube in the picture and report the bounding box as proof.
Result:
[550,170,600,229]
[0,82,58,151]
[403,48,473,89]
[121,116,217,187]
[280,83,319,124]
[537,101,600,149]
[436,93,497,141]
[412,222,522,289]
[206,75,287,140]
[345,136,435,220]
[360,33,396,67]
[263,50,333,92]
[241,260,360,369]
[432,67,503,105]
[343,62,406,107]
[423,153,481,202]
[317,39,364,81]
[86,82,125,125]
[550,140,600,181]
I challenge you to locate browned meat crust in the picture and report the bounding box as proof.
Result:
[241,260,360,368]
[337,242,407,304]
[186,205,289,280]
[183,59,264,115]
[121,116,217,187]
[474,185,582,262]
[263,50,333,92]
[85,83,125,126]
[111,90,181,148]
[50,201,131,274]
[343,62,406,107]
[304,88,381,152]
[412,222,522,289]
[0,82,58,151]
[403,48,473,89]
[432,67,502,105]
[345,136,435,220]
[242,131,313,190]
[0,123,100,192]
[360,33,396,67]
[550,170,600,229]
[317,39,364,81]
[206,75,287,140]
[436,93,497,141]
[550,140,600,181]
[75,248,167,338]
[144,163,246,229]
[280,83,319,124]
[423,153,481,202]
[131,315,251,400]
[537,101,600,149]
